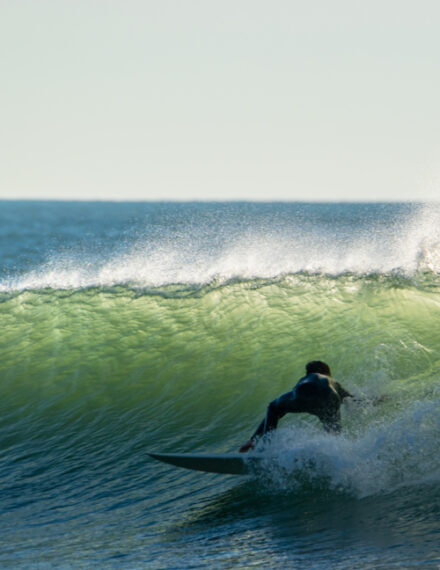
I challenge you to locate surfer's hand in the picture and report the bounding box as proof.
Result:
[239,439,254,453]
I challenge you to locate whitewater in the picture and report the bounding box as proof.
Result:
[1,201,440,568]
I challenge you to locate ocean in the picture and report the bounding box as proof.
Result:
[1,201,440,568]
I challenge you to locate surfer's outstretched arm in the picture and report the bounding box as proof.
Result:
[239,391,302,453]
[333,377,390,406]
[347,393,389,406]
[334,382,353,400]
[339,382,389,406]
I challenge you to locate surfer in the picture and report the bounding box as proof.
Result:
[239,361,354,452]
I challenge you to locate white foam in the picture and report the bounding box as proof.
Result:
[254,396,440,498]
[1,203,440,292]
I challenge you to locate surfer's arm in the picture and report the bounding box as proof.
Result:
[334,382,354,401]
[239,391,301,453]
[338,383,389,406]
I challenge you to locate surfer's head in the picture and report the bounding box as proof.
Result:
[306,360,331,376]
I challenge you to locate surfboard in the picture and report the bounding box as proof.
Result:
[148,452,265,475]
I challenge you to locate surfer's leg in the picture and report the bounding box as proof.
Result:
[320,409,342,433]
[251,391,300,439]
[318,391,342,434]
[262,391,301,434]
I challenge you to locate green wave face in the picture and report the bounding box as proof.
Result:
[1,274,439,487]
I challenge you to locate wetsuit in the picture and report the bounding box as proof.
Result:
[251,372,352,440]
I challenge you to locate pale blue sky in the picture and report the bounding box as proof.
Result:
[1,0,439,201]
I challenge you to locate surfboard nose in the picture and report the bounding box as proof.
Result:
[148,452,257,475]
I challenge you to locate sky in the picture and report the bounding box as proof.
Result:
[1,0,440,202]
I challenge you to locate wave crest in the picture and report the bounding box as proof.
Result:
[1,203,440,293]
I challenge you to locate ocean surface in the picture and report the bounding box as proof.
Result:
[1,201,440,568]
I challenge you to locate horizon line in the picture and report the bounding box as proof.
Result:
[0,198,436,205]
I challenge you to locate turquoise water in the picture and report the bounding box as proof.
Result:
[1,201,440,568]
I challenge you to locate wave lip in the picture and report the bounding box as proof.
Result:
[1,202,440,293]
[1,237,440,295]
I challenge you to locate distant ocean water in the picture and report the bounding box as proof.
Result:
[1,201,440,568]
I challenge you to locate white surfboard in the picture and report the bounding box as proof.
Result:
[148,452,265,475]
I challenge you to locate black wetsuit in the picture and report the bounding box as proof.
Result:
[252,373,352,440]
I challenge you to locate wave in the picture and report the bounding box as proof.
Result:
[1,203,440,504]
[1,273,440,499]
[1,203,440,294]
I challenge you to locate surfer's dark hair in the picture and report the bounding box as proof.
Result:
[306,360,331,376]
